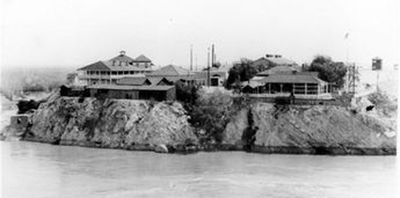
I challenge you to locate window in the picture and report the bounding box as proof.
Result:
[306,84,318,95]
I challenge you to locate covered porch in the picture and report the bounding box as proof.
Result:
[242,74,334,100]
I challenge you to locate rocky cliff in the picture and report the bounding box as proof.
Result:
[24,93,198,153]
[15,91,397,155]
[223,102,396,155]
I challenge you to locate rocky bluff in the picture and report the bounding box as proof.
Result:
[223,102,396,155]
[24,93,198,153]
[23,92,396,155]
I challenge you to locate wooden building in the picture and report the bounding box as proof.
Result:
[252,55,299,68]
[60,85,88,97]
[194,67,229,87]
[87,84,176,101]
[77,51,154,85]
[116,76,173,86]
[146,65,197,85]
[243,72,333,100]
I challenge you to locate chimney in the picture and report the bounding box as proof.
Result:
[120,50,126,56]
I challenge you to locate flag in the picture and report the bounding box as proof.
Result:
[344,33,349,39]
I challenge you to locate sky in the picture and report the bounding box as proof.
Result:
[1,0,399,70]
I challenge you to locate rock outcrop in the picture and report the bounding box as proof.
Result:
[223,103,396,155]
[24,93,198,153]
[12,91,396,155]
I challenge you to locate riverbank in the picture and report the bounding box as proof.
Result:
[3,91,395,155]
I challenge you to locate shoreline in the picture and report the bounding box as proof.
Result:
[21,137,396,156]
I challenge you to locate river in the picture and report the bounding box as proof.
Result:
[1,141,397,198]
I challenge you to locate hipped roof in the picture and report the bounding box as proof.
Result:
[147,65,194,76]
[260,74,326,84]
[257,65,300,76]
[87,84,175,91]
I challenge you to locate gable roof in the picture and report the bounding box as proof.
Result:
[148,65,193,76]
[135,55,152,62]
[116,76,173,86]
[77,52,153,71]
[146,77,173,85]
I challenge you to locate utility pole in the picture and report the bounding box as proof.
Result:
[211,44,215,67]
[190,45,193,71]
[207,47,210,87]
[347,63,357,94]
[195,54,198,71]
[377,70,380,93]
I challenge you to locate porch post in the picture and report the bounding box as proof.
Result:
[305,83,307,95]
[292,83,295,94]
[269,83,271,94]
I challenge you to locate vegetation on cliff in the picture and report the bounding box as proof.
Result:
[176,84,249,145]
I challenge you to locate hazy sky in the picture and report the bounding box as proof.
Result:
[1,0,399,70]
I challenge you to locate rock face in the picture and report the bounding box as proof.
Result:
[223,103,396,155]
[20,91,396,155]
[25,93,198,153]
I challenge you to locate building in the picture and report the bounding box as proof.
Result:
[194,67,229,87]
[256,65,301,77]
[146,65,197,85]
[87,84,176,101]
[77,51,153,85]
[60,85,88,97]
[243,71,333,100]
[252,55,300,70]
[116,76,174,86]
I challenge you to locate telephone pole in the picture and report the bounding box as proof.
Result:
[211,44,215,67]
[207,47,210,87]
[190,45,193,71]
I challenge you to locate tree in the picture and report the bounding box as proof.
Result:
[189,90,233,143]
[175,82,199,109]
[225,58,258,89]
[307,55,348,89]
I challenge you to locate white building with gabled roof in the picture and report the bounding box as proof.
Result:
[77,51,154,85]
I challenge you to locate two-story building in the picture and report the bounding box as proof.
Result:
[77,51,153,85]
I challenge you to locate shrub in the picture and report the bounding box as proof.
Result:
[189,89,234,143]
